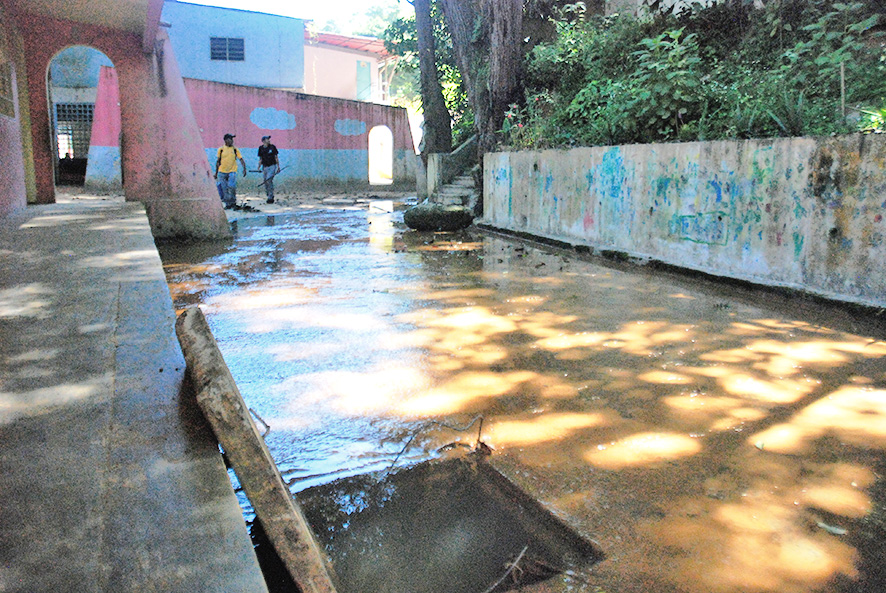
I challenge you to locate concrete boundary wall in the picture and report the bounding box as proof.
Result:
[483,133,886,308]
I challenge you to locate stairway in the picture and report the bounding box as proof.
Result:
[433,167,479,212]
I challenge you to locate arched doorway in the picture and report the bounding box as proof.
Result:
[368,125,393,186]
[47,46,117,189]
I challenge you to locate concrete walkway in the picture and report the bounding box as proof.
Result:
[0,200,268,593]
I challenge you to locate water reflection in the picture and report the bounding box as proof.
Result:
[160,208,886,593]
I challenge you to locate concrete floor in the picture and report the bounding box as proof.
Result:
[0,198,268,593]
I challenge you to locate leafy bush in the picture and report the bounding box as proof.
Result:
[629,28,703,138]
[513,0,886,149]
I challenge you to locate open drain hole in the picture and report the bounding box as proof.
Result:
[292,455,603,593]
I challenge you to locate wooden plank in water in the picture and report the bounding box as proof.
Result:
[175,306,338,593]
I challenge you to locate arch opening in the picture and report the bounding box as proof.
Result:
[47,46,119,190]
[368,125,393,186]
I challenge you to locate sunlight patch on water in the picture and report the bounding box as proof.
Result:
[585,432,702,469]
[400,370,538,416]
[486,412,609,447]
[749,387,886,453]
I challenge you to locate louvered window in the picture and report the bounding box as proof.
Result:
[210,37,245,61]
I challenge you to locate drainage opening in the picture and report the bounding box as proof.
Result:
[292,455,603,593]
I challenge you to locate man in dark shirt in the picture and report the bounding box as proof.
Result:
[257,135,280,204]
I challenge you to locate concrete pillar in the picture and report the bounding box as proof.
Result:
[0,7,27,217]
[427,152,444,199]
[116,30,229,240]
[84,66,122,193]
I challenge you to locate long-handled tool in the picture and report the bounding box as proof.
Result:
[257,166,287,188]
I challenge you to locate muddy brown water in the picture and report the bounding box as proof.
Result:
[160,204,886,593]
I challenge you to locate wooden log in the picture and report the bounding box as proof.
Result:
[175,306,338,593]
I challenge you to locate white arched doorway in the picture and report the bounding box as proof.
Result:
[368,125,393,186]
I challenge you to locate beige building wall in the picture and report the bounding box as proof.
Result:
[303,44,381,102]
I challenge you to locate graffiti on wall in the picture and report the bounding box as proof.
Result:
[484,134,886,307]
[671,211,729,245]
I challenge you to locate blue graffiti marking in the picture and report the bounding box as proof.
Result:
[250,107,297,130]
[709,179,723,203]
[670,211,729,245]
[601,147,624,199]
[793,195,808,219]
[793,232,805,259]
[335,119,367,136]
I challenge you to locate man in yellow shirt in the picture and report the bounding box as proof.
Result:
[213,133,247,209]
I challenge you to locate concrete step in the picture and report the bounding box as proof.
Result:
[438,188,476,198]
[439,195,468,206]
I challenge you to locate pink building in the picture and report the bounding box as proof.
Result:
[0,0,229,239]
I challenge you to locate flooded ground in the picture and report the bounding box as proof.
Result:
[160,197,886,593]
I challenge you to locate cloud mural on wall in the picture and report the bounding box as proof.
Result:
[250,107,297,130]
[335,119,367,136]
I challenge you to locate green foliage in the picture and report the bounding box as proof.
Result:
[499,91,567,149]
[355,2,408,37]
[630,28,703,137]
[564,79,639,145]
[382,0,471,144]
[513,0,886,149]
[859,106,886,133]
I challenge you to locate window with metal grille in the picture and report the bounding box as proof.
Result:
[210,37,245,61]
[0,62,13,118]
[54,103,94,159]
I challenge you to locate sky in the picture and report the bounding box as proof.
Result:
[178,0,412,35]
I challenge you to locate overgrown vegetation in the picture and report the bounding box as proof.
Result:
[384,4,475,145]
[507,0,886,149]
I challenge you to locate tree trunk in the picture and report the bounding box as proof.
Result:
[414,0,452,159]
[438,0,522,153]
[484,0,523,152]
[438,0,523,213]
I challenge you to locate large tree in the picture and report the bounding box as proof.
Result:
[413,0,452,158]
[438,0,523,155]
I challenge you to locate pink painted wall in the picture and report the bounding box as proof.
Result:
[16,14,229,239]
[183,78,418,189]
[89,66,120,147]
[185,78,413,152]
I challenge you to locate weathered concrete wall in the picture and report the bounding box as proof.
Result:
[0,5,27,218]
[84,74,420,193]
[484,134,886,308]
